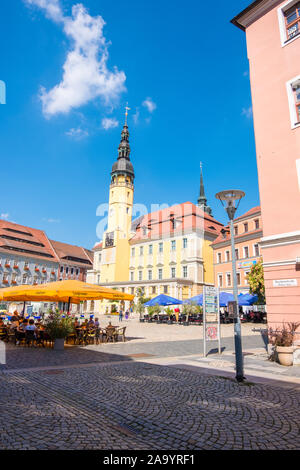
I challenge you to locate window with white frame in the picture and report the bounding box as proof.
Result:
[149,245,153,255]
[287,76,300,128]
[244,246,249,258]
[254,244,260,257]
[159,242,163,253]
[217,253,222,264]
[235,248,239,260]
[131,247,135,257]
[236,272,241,285]
[226,250,230,262]
[218,274,223,287]
[171,267,176,278]
[245,271,250,285]
[158,268,163,280]
[278,1,300,46]
[139,246,143,256]
[183,238,188,249]
[171,240,176,251]
[130,271,134,281]
[148,270,152,281]
[183,266,188,278]
[138,270,142,281]
[226,273,231,287]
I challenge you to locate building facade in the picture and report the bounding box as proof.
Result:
[87,122,224,314]
[232,0,300,326]
[0,220,93,289]
[212,207,263,295]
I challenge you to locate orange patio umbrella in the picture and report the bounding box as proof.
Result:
[0,279,134,305]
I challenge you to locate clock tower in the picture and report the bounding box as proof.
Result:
[100,116,134,283]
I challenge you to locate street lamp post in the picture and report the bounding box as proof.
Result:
[216,190,245,382]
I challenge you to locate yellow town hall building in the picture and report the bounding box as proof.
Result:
[87,120,223,313]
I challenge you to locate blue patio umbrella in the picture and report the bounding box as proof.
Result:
[184,292,234,307]
[144,294,182,307]
[183,295,203,305]
[218,292,235,307]
[238,293,258,306]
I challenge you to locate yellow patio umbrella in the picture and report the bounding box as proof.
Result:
[0,279,134,305]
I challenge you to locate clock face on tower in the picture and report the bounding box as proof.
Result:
[105,232,114,247]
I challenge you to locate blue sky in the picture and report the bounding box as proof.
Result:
[0,0,258,248]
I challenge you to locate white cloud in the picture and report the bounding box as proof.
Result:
[0,213,9,220]
[25,0,63,22]
[65,127,89,139]
[25,1,126,117]
[43,217,60,223]
[102,117,119,130]
[241,106,253,119]
[142,97,157,113]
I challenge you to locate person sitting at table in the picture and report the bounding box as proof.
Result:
[87,317,95,328]
[94,317,100,328]
[10,315,19,329]
[16,319,28,345]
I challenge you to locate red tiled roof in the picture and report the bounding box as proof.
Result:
[212,228,262,245]
[130,202,224,242]
[93,242,103,251]
[233,206,261,222]
[50,240,93,267]
[0,220,59,262]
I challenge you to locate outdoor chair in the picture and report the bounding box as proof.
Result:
[104,327,117,343]
[86,328,96,345]
[25,330,36,347]
[95,328,104,345]
[0,327,7,342]
[7,328,17,344]
[115,327,126,342]
[66,331,77,345]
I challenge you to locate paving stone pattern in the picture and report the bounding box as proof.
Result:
[1,362,299,450]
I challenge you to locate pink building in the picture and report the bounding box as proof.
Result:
[212,207,263,295]
[232,0,300,327]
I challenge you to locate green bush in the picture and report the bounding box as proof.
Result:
[44,309,74,339]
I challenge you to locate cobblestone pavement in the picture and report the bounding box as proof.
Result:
[1,361,299,450]
[0,333,265,371]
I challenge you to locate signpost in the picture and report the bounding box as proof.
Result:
[203,286,221,357]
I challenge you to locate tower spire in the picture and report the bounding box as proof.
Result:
[197,162,212,215]
[124,102,130,126]
[111,115,135,180]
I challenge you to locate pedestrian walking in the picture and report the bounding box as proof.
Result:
[119,310,123,322]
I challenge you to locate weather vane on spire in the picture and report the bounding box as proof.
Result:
[125,102,130,125]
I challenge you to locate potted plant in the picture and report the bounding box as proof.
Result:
[44,309,74,351]
[268,322,300,366]
[165,307,174,324]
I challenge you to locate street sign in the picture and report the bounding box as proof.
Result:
[203,286,221,356]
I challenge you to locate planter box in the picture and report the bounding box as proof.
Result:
[53,338,65,351]
[276,346,294,366]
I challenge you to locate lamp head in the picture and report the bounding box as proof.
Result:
[215,190,245,220]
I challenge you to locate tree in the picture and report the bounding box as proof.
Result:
[247,258,265,304]
[134,288,151,319]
